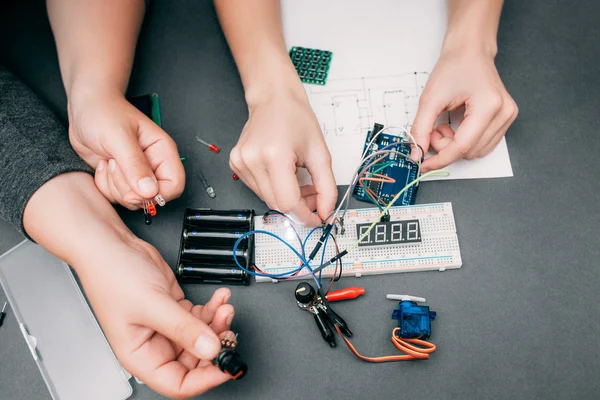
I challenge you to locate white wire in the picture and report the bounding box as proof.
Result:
[325,124,424,225]
[327,149,403,223]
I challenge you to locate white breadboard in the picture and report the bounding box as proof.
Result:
[253,202,461,283]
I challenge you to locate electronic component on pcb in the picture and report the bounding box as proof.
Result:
[289,46,332,85]
[213,334,247,380]
[352,123,422,207]
[356,219,421,247]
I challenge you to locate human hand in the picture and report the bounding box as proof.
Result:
[67,90,185,209]
[230,93,337,227]
[75,237,234,399]
[411,48,518,171]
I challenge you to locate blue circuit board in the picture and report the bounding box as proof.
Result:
[352,124,420,207]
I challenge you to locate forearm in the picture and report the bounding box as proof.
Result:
[214,0,304,106]
[444,0,504,57]
[47,0,145,100]
[23,172,135,271]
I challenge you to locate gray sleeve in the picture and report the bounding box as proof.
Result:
[0,67,93,234]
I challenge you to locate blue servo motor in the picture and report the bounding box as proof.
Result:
[390,297,436,340]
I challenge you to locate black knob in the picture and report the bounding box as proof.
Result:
[295,282,316,304]
[213,349,247,380]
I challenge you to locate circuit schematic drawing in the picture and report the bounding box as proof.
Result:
[306,72,450,136]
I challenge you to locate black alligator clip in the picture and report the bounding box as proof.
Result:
[295,282,352,347]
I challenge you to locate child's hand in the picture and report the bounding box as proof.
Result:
[67,90,185,209]
[75,238,234,399]
[230,93,337,227]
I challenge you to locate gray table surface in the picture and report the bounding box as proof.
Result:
[1,1,599,399]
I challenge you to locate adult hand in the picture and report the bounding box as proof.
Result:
[411,48,518,171]
[67,90,185,209]
[75,237,234,399]
[229,93,337,227]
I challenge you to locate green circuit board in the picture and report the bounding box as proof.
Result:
[129,93,162,127]
[289,46,332,85]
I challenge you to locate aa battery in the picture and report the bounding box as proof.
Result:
[180,246,248,263]
[185,210,252,227]
[183,228,248,247]
[177,264,248,284]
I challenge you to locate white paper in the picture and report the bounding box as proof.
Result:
[282,0,513,185]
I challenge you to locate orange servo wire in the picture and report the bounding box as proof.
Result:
[333,325,436,363]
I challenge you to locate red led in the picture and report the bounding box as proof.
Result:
[196,137,221,153]
[232,173,239,180]
[148,203,157,216]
